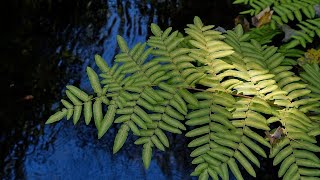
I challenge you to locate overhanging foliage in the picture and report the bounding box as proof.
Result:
[46,17,320,180]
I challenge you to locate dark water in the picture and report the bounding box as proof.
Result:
[0,0,262,179]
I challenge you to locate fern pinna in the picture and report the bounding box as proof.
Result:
[46,17,320,179]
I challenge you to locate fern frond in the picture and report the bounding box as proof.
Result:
[186,91,273,180]
[147,23,205,86]
[234,0,320,48]
[184,16,236,89]
[247,25,282,45]
[285,18,320,49]
[114,35,199,168]
[46,65,106,126]
[270,110,320,179]
[299,63,320,113]
[185,18,273,180]
[225,25,320,179]
[225,25,317,111]
[45,15,320,180]
[234,0,320,20]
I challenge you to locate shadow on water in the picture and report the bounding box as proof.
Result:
[0,0,259,179]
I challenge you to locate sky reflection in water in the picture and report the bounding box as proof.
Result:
[23,0,192,179]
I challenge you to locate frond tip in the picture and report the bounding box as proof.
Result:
[46,108,67,124]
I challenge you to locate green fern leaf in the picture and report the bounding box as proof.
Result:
[84,101,92,125]
[113,123,130,154]
[87,67,102,95]
[46,108,67,124]
[142,141,153,169]
[98,104,116,139]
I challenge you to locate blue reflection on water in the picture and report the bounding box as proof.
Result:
[23,0,192,179]
[25,124,175,179]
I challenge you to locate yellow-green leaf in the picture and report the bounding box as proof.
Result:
[46,109,67,124]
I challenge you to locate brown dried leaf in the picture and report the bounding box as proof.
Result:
[235,15,250,32]
[265,126,284,145]
[23,95,34,101]
[252,7,273,27]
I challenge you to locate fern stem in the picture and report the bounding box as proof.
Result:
[184,87,254,99]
